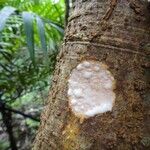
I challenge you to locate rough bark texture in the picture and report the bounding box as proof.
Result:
[33,0,150,149]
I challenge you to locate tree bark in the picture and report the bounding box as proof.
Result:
[33,0,150,149]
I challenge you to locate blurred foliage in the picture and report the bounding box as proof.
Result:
[0,0,65,150]
[0,0,64,62]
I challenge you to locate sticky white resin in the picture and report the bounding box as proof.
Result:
[68,60,116,118]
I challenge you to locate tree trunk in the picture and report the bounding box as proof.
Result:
[33,0,150,149]
[1,106,18,150]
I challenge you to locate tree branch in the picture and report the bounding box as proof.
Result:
[65,0,70,26]
[0,102,40,122]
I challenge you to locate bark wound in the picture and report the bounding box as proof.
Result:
[68,60,116,119]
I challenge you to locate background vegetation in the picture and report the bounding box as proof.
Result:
[0,0,65,149]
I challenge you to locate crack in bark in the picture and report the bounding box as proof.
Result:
[89,0,118,42]
[128,0,145,15]
[103,0,118,21]
[66,41,147,57]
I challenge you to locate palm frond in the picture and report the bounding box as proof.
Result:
[43,18,64,35]
[22,12,35,63]
[0,4,64,63]
[0,6,16,32]
[36,16,47,55]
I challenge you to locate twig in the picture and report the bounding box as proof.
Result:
[0,102,40,122]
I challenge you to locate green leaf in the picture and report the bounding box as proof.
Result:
[33,0,40,5]
[43,19,64,35]
[22,12,35,63]
[36,16,47,55]
[0,6,16,32]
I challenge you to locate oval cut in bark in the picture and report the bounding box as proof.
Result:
[68,60,116,118]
